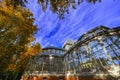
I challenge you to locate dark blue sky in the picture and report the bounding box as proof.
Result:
[26,0,120,48]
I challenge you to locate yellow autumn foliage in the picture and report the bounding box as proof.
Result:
[0,0,42,73]
[8,64,17,71]
[25,43,42,56]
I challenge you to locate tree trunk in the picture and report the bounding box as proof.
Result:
[13,73,19,80]
[5,71,12,80]
[13,72,23,80]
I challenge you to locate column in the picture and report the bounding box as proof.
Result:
[84,44,94,70]
[71,50,77,74]
[86,43,100,72]
[77,48,82,72]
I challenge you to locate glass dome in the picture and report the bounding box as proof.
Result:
[24,46,65,76]
[22,26,120,80]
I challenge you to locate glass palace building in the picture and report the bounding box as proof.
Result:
[22,26,120,80]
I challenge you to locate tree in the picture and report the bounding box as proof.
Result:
[0,0,42,79]
[7,0,102,19]
[10,43,42,80]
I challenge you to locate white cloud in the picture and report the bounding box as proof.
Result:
[27,0,120,48]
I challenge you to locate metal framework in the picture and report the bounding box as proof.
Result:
[64,26,120,77]
[23,25,120,79]
[24,47,65,76]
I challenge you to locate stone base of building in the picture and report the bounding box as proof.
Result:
[21,76,118,80]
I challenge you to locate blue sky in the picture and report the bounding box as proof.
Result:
[26,0,120,48]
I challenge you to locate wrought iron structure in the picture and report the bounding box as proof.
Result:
[64,26,120,77]
[24,47,65,76]
[23,25,120,79]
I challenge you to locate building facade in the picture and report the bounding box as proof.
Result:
[22,26,120,80]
